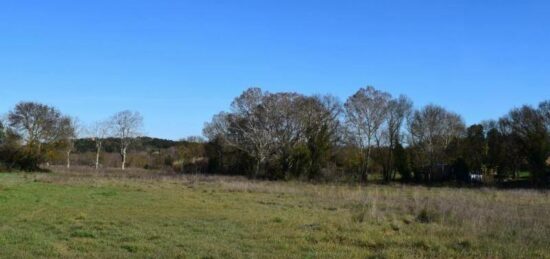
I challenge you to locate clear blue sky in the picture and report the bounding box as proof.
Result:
[1,0,549,140]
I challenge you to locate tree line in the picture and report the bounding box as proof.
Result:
[204,87,550,185]
[1,87,549,186]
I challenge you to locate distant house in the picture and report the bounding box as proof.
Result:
[469,173,483,183]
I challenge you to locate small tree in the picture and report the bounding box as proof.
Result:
[89,120,111,170]
[110,111,143,170]
[59,117,80,169]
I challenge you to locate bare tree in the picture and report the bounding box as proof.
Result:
[204,88,275,177]
[382,95,413,181]
[262,92,304,173]
[110,110,143,170]
[58,117,80,169]
[205,89,344,179]
[407,104,465,181]
[344,86,391,182]
[88,120,111,170]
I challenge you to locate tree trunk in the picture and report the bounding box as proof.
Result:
[362,147,371,183]
[121,147,127,170]
[95,145,101,170]
[66,150,71,169]
[388,141,395,182]
[38,142,42,154]
[254,158,262,179]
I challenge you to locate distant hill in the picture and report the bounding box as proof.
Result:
[74,137,189,153]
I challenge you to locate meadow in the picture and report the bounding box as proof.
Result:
[0,170,549,258]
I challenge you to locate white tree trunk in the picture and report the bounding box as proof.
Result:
[66,150,71,169]
[121,147,127,170]
[95,147,101,170]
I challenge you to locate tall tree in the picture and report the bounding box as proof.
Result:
[382,95,413,182]
[504,106,549,183]
[462,124,486,173]
[293,95,342,179]
[204,88,274,177]
[205,89,343,180]
[8,102,66,154]
[408,105,465,182]
[111,110,144,170]
[262,92,304,177]
[344,86,391,182]
[495,117,524,179]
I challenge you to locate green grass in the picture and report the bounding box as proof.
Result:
[0,172,549,258]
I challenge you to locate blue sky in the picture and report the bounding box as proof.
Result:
[1,0,549,140]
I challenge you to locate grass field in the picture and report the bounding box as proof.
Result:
[0,171,549,258]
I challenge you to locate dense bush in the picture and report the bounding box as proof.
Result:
[0,145,44,171]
